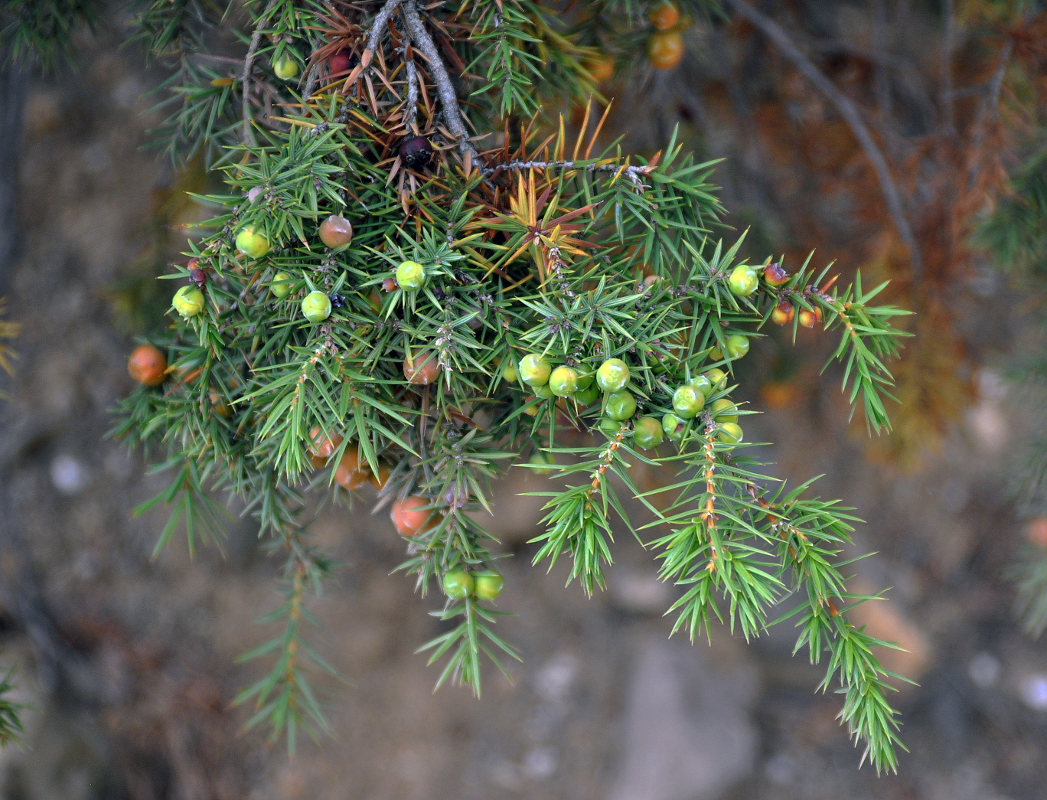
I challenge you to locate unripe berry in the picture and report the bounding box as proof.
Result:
[396,260,426,291]
[235,226,271,258]
[704,368,728,391]
[519,354,551,387]
[548,366,579,397]
[604,390,637,421]
[725,334,749,359]
[727,265,759,297]
[442,569,474,600]
[573,383,601,406]
[473,570,505,601]
[172,285,205,318]
[596,358,630,392]
[710,398,738,422]
[502,361,518,384]
[633,415,664,450]
[717,421,743,443]
[301,290,332,323]
[319,215,354,248]
[662,412,686,441]
[273,57,299,80]
[128,344,167,386]
[271,272,293,299]
[672,384,705,418]
[687,373,712,395]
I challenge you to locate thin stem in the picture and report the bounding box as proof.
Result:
[241,0,279,146]
[724,0,924,280]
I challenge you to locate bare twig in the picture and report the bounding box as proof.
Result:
[488,158,653,189]
[941,0,956,136]
[724,0,924,279]
[400,0,483,169]
[368,0,406,55]
[241,0,279,146]
[965,39,1014,188]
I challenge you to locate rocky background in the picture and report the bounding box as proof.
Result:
[1,10,1046,800]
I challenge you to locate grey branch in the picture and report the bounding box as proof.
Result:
[241,0,280,146]
[724,0,924,279]
[401,0,483,169]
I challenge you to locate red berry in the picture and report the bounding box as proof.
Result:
[798,306,823,328]
[771,301,795,325]
[128,344,167,386]
[328,48,357,75]
[189,267,208,286]
[763,262,789,286]
[334,447,368,490]
[307,426,343,461]
[391,496,436,537]
[399,135,433,170]
[319,215,354,249]
[404,351,441,385]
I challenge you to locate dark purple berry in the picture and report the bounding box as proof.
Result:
[190,268,208,286]
[329,293,346,309]
[399,135,433,170]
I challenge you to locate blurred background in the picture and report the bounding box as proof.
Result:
[1,2,1046,798]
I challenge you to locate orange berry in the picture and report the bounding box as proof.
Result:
[334,447,369,490]
[128,344,167,386]
[798,306,823,328]
[771,301,795,325]
[391,496,437,537]
[404,351,441,385]
[647,30,684,70]
[369,464,393,490]
[649,1,680,31]
[583,52,615,84]
[307,426,343,460]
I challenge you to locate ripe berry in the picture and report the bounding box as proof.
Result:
[209,389,232,419]
[442,569,474,600]
[519,354,551,387]
[399,135,433,170]
[603,390,637,421]
[189,267,208,286]
[396,260,426,291]
[301,290,332,323]
[647,30,684,70]
[235,226,271,258]
[328,48,357,74]
[391,495,435,537]
[270,272,293,298]
[404,351,441,385]
[473,570,505,601]
[725,334,750,359]
[128,344,167,386]
[548,366,579,397]
[273,57,299,80]
[596,358,630,392]
[672,384,705,418]
[583,52,615,84]
[771,301,795,325]
[727,265,759,297]
[798,306,823,328]
[172,285,205,318]
[633,415,664,449]
[369,464,392,490]
[717,421,743,443]
[710,398,738,422]
[649,0,681,30]
[319,215,353,249]
[763,262,789,286]
[307,426,343,461]
[662,412,686,441]
[334,447,368,490]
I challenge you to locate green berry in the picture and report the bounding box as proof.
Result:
[270,271,293,298]
[725,334,749,359]
[717,421,743,443]
[710,398,738,422]
[473,570,505,601]
[688,374,712,395]
[704,368,728,391]
[528,451,556,475]
[396,260,426,291]
[672,384,705,418]
[599,416,623,435]
[573,383,601,406]
[548,366,579,397]
[235,226,271,258]
[633,416,664,450]
[604,390,637,421]
[301,290,331,323]
[662,413,686,441]
[172,285,205,318]
[519,354,551,387]
[273,57,299,80]
[502,361,518,383]
[596,358,630,393]
[576,371,595,390]
[532,382,554,399]
[442,569,474,600]
[727,265,759,297]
